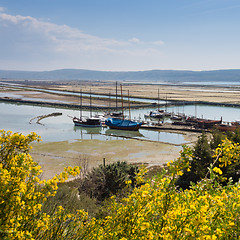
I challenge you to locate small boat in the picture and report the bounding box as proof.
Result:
[105,118,142,131]
[105,84,142,131]
[170,114,184,121]
[73,116,101,127]
[144,111,164,119]
[73,89,102,128]
[109,111,123,118]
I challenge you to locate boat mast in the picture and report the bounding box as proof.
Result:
[90,89,92,118]
[120,84,124,120]
[195,101,197,119]
[165,93,167,112]
[128,90,131,120]
[80,89,82,119]
[108,91,111,113]
[116,81,118,111]
[158,88,160,112]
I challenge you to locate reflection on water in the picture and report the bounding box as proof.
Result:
[105,129,145,139]
[73,126,103,140]
[73,126,102,135]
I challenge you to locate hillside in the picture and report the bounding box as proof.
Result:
[1,69,240,82]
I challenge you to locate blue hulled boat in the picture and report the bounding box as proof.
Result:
[105,118,142,131]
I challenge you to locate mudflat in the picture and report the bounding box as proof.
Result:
[1,80,240,106]
[31,139,184,180]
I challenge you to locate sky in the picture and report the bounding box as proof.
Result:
[0,0,240,71]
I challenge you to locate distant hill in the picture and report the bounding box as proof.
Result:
[1,69,240,83]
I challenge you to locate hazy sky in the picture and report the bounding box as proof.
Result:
[0,0,240,71]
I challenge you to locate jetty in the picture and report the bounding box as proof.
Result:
[140,122,205,133]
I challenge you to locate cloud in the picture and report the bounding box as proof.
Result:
[0,11,129,54]
[0,6,5,12]
[152,40,164,46]
[0,9,165,70]
[128,37,141,43]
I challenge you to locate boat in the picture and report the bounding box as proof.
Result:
[146,111,164,119]
[105,118,142,131]
[73,89,102,128]
[195,118,222,129]
[215,121,240,132]
[109,111,123,118]
[73,116,101,127]
[186,116,222,127]
[105,84,142,131]
[145,89,171,119]
[170,114,184,121]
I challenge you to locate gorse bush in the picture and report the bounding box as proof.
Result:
[0,130,80,239]
[176,132,240,189]
[1,130,240,239]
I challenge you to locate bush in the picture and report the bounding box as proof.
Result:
[176,132,240,189]
[1,130,240,239]
[76,143,240,239]
[176,133,213,189]
[0,130,80,239]
[78,161,139,201]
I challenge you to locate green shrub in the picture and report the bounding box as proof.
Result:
[78,161,138,201]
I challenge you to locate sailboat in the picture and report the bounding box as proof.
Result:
[105,85,142,131]
[144,88,164,119]
[73,89,102,127]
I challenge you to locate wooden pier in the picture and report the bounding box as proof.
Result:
[140,123,206,133]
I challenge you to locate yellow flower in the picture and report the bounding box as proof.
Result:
[213,167,223,175]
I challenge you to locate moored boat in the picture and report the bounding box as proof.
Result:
[73,116,102,127]
[105,84,142,131]
[105,117,142,131]
[196,118,222,129]
[73,89,102,128]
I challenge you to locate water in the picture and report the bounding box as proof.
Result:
[0,102,187,145]
[182,81,240,86]
[130,104,240,123]
[1,96,240,145]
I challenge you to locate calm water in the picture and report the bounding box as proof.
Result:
[131,104,240,123]
[182,81,240,86]
[1,101,240,144]
[0,102,186,145]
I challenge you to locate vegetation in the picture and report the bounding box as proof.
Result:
[78,161,139,202]
[1,130,240,239]
[0,130,81,239]
[176,131,240,189]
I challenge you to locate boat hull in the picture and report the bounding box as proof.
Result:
[73,117,102,128]
[105,118,142,131]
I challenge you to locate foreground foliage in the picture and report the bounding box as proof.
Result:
[0,130,80,239]
[1,130,240,239]
[177,132,240,189]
